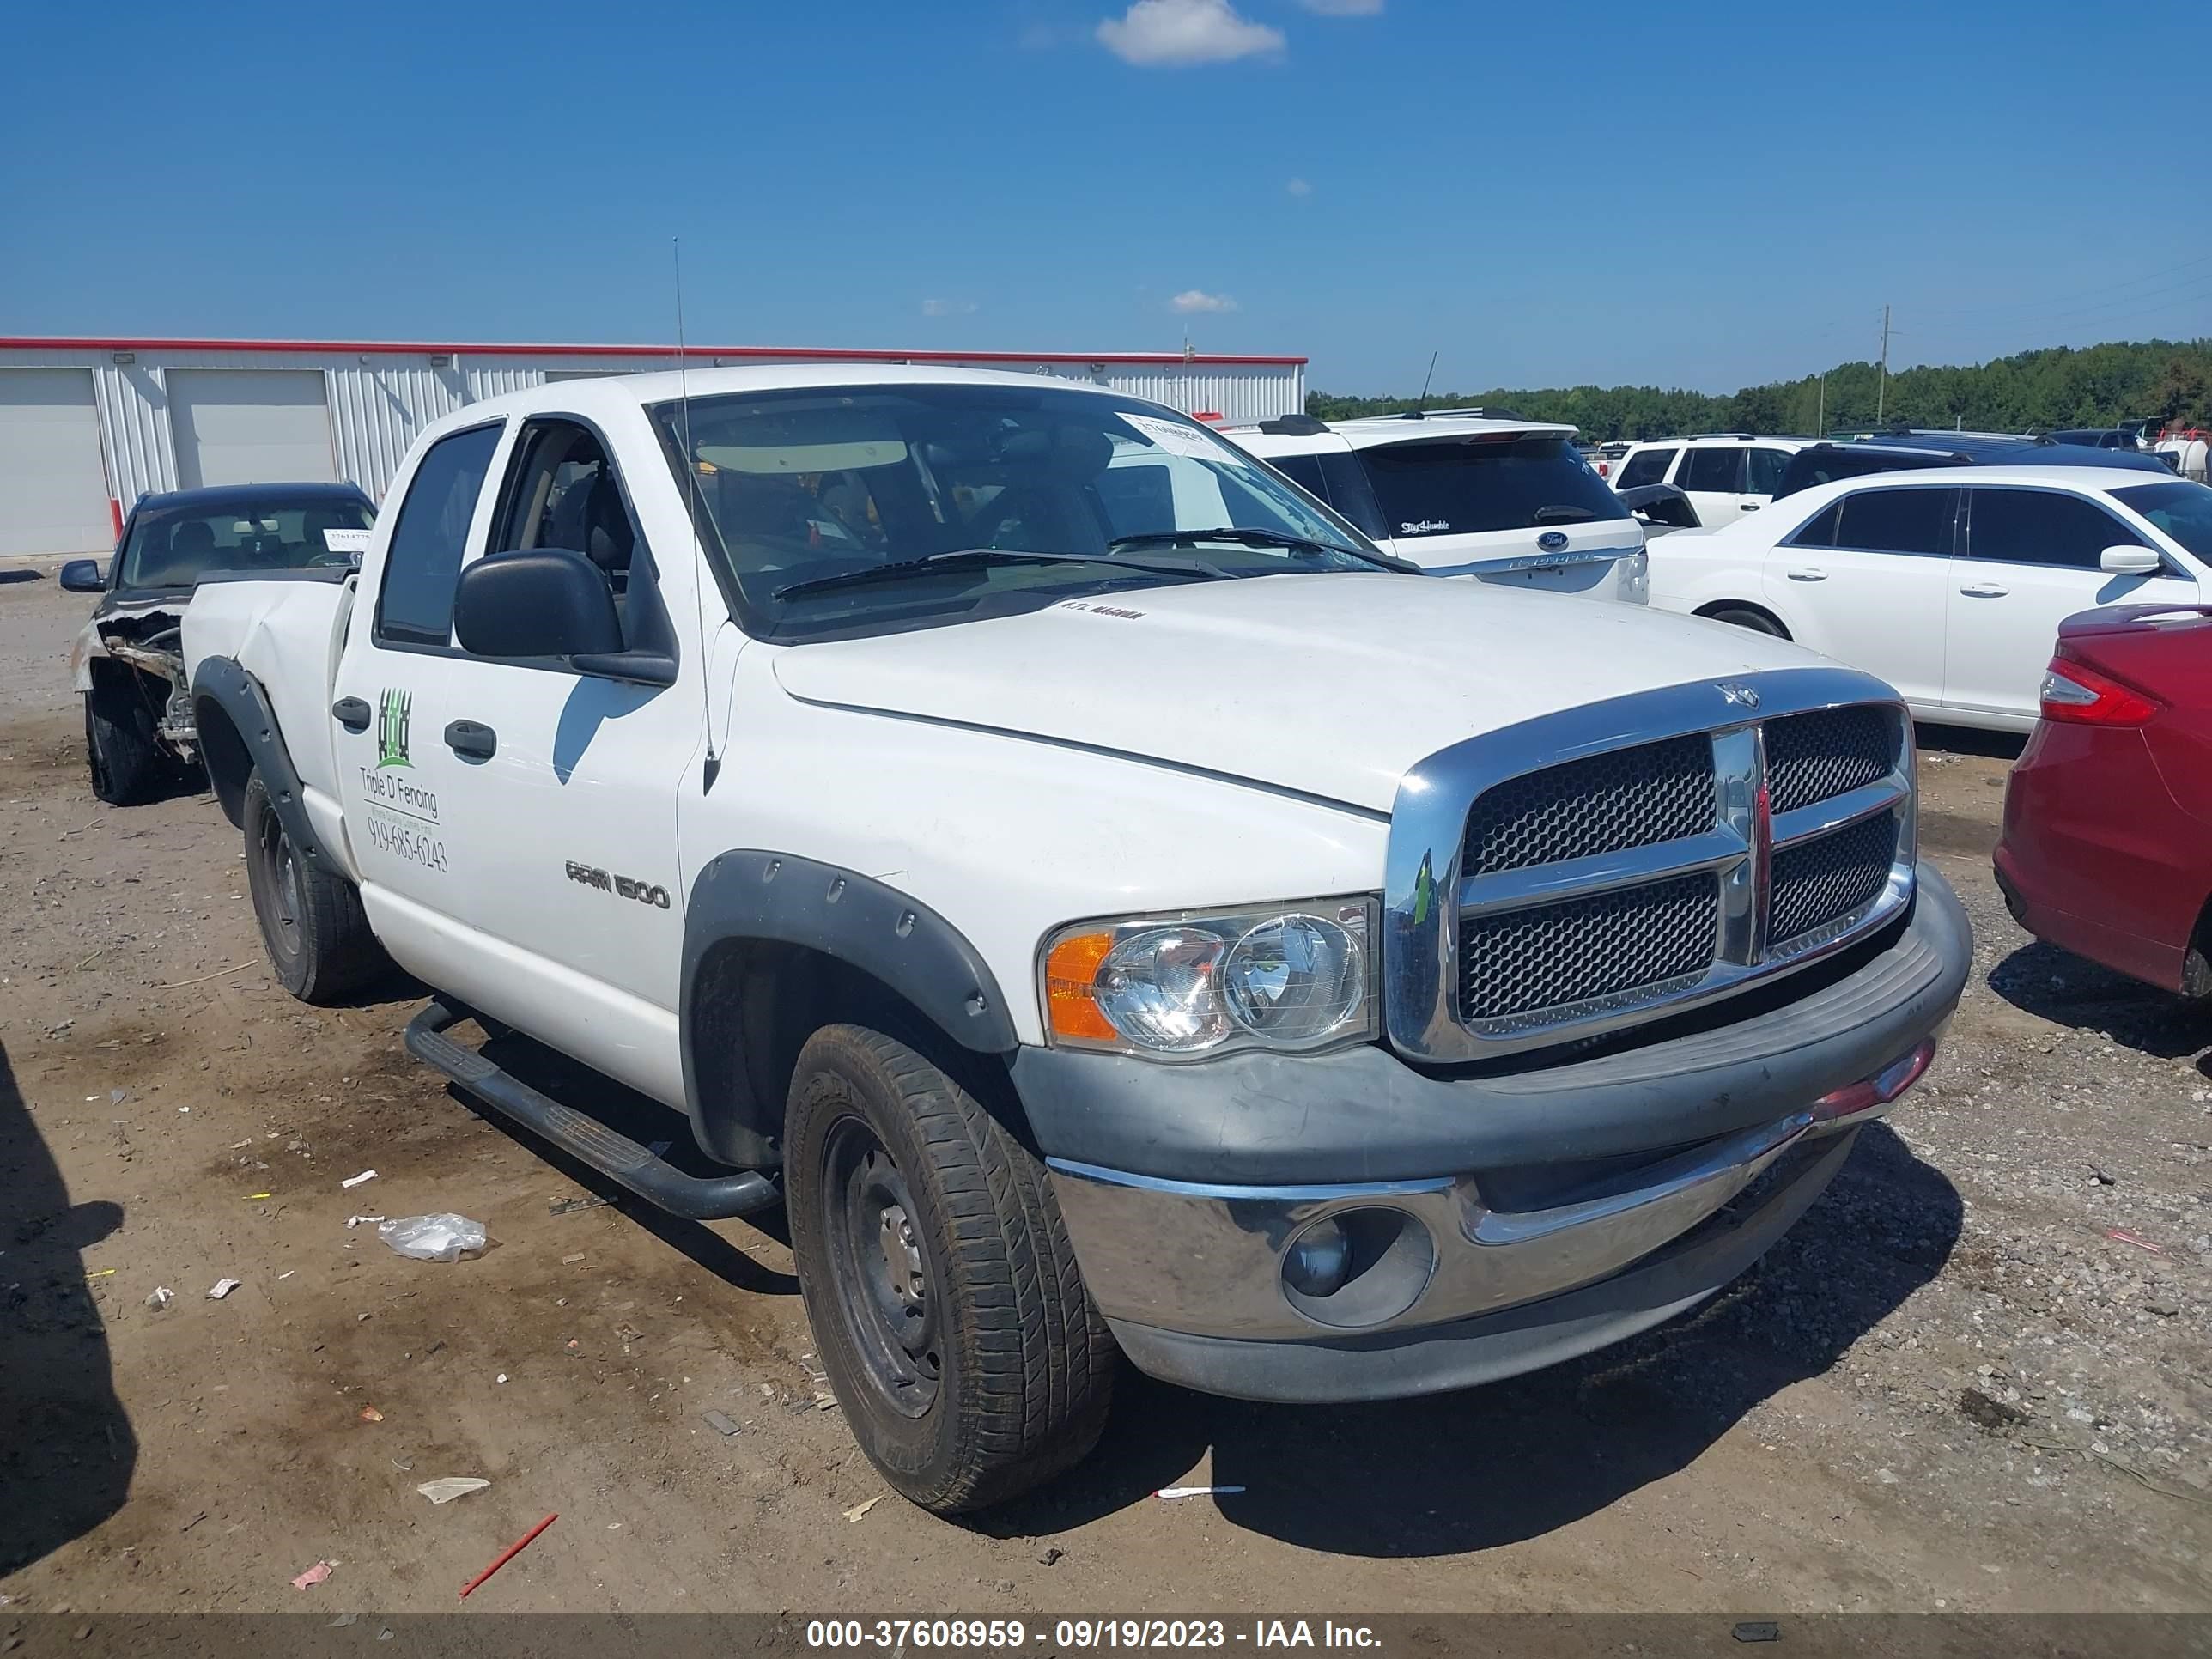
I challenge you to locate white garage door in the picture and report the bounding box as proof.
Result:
[168,368,336,489]
[0,368,114,557]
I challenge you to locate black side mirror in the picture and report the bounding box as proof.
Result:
[59,559,107,593]
[453,549,624,659]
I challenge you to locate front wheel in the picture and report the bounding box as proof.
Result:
[242,769,390,1003]
[785,1024,1115,1513]
[84,681,159,805]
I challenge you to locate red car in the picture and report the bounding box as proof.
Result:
[1995,604,2212,998]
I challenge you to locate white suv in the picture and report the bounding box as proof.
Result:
[1230,410,1649,604]
[1609,434,1815,529]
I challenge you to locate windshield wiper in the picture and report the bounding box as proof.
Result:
[774,547,1216,600]
[1531,505,1601,524]
[1107,526,1409,571]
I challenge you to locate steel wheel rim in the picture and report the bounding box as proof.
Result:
[254,812,302,961]
[821,1115,942,1418]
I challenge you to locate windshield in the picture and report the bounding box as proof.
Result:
[2112,480,2212,563]
[119,496,374,588]
[648,384,1386,639]
[1355,435,1627,538]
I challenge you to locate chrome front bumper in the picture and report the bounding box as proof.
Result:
[1051,1039,1935,1350]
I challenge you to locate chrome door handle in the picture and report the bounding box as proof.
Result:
[1959,582,2008,598]
[1785,567,1826,581]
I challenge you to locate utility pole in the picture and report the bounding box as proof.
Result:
[1816,372,1826,438]
[1875,304,1893,425]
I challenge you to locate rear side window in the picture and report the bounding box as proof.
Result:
[1745,447,1790,495]
[1615,447,1676,489]
[1316,451,1388,538]
[1357,435,1627,538]
[1966,488,2147,569]
[1680,448,1747,493]
[1835,487,1956,556]
[1267,453,1328,499]
[1785,501,1842,548]
[377,424,502,646]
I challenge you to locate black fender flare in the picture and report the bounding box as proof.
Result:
[679,851,1019,1168]
[191,658,332,871]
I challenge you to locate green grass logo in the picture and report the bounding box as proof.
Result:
[376,689,412,769]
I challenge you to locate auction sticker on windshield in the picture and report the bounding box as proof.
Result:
[1118,411,1235,461]
[322,527,372,555]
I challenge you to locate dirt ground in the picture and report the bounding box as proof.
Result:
[1,566,2206,1618]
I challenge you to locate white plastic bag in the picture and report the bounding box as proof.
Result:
[377,1213,487,1262]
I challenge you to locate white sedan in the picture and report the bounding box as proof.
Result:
[1646,466,2212,731]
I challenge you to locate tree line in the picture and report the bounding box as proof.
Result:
[1307,338,2212,442]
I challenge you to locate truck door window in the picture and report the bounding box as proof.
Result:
[492,421,638,593]
[484,416,682,661]
[376,424,502,647]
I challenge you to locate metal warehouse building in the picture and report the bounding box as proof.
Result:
[0,336,1308,558]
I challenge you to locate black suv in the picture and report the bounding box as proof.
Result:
[1771,432,2169,499]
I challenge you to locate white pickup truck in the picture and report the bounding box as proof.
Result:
[182,366,1971,1513]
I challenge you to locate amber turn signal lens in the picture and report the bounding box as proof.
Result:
[1045,932,1119,1042]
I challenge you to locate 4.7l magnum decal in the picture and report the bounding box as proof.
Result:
[566,861,672,910]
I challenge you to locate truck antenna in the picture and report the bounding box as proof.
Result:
[673,238,720,793]
[1417,350,1439,412]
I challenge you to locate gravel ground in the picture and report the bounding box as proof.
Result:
[0,569,2205,1616]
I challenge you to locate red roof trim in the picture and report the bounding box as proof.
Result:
[0,336,1306,368]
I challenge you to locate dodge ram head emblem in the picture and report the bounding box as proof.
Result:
[1535,530,1570,552]
[1717,681,1761,708]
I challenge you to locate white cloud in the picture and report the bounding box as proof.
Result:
[1286,177,1312,197]
[1097,0,1284,66]
[1170,289,1238,313]
[1297,0,1383,12]
[921,298,978,317]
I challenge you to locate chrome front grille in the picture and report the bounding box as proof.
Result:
[1765,705,1895,816]
[1462,734,1715,875]
[1460,872,1719,1024]
[1770,810,1899,951]
[1382,670,1918,1062]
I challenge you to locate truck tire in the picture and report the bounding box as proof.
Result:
[784,1023,1115,1513]
[84,680,160,805]
[242,770,389,1004]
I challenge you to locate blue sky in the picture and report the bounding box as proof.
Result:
[3,0,2208,394]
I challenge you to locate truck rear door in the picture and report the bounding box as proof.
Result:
[333,419,504,984]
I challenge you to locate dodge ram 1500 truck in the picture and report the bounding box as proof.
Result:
[181,366,1972,1513]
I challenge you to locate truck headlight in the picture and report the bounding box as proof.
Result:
[1041,899,1378,1060]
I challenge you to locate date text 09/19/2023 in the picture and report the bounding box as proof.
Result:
[804,1620,1382,1650]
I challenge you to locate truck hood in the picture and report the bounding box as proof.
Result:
[770,574,1825,813]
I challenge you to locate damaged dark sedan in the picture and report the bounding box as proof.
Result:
[63,482,375,802]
